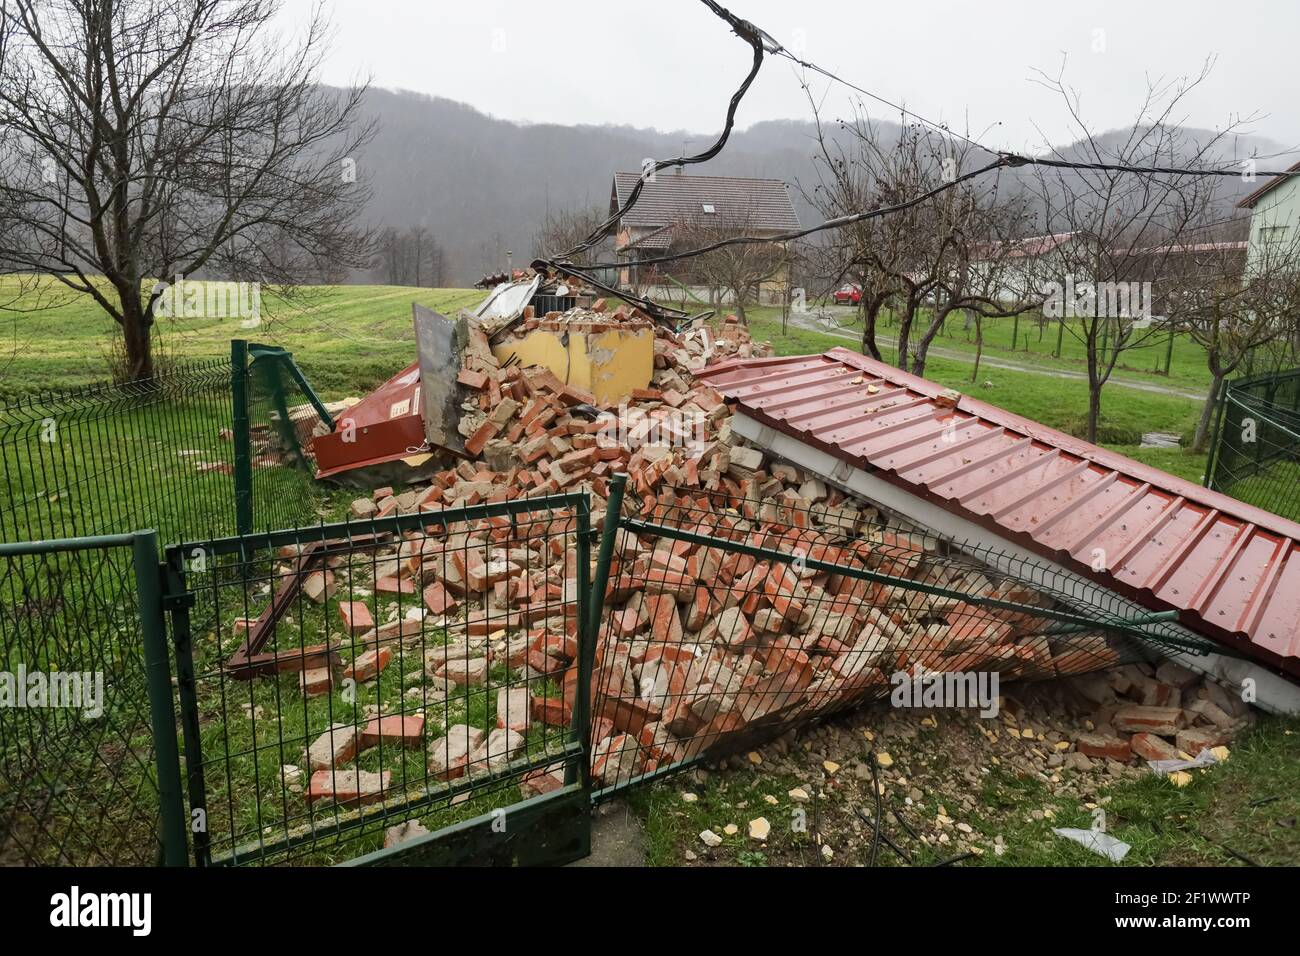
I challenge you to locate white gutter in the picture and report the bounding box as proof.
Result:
[732,411,1300,715]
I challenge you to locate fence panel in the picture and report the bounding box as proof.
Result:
[238,342,335,535]
[1207,369,1300,522]
[0,532,185,866]
[0,359,237,544]
[585,480,1212,799]
[166,492,593,866]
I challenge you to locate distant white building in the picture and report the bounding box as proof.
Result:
[1237,159,1300,272]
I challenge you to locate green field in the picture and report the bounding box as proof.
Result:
[0,277,482,400]
[799,300,1223,394]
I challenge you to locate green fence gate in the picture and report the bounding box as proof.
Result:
[0,531,186,866]
[161,493,596,866]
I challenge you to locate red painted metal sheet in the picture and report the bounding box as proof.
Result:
[698,347,1300,675]
[312,362,435,481]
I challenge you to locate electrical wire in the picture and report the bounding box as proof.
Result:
[771,45,998,155]
[556,0,767,262]
[567,158,1008,272]
[538,0,1300,316]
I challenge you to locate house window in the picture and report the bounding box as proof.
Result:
[701,203,716,214]
[1260,225,1289,244]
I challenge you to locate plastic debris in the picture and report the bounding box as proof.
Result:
[1052,827,1131,862]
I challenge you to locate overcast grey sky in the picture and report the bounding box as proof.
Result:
[277,0,1300,153]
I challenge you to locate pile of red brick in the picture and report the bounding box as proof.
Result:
[278,305,1184,807]
[1068,660,1252,766]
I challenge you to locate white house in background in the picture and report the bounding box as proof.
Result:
[1237,159,1300,271]
[967,232,1078,305]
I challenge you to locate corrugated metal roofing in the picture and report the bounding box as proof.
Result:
[610,172,801,231]
[698,347,1300,676]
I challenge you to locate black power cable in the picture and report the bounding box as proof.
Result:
[568,158,1009,272]
[537,0,1300,322]
[556,0,768,262]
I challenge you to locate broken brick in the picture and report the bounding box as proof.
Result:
[1113,705,1185,736]
[338,601,374,634]
[361,714,425,748]
[1130,732,1180,761]
[305,769,390,806]
[343,646,391,682]
[1075,733,1132,762]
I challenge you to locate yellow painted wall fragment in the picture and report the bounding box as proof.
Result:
[493,323,653,405]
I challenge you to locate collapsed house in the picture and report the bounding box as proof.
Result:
[241,276,1294,808]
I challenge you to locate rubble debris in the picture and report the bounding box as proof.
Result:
[305,769,390,806]
[223,533,385,678]
[267,300,1261,813]
[384,819,431,848]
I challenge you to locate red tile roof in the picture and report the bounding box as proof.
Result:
[698,348,1300,676]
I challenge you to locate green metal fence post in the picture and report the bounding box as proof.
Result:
[568,474,626,790]
[566,497,593,789]
[132,530,188,867]
[1164,328,1175,375]
[163,544,209,866]
[231,340,254,535]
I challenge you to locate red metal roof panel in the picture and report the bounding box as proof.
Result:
[698,347,1300,676]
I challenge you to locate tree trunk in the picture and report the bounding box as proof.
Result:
[1087,385,1101,444]
[861,298,883,361]
[1193,371,1226,453]
[896,294,920,372]
[121,298,155,381]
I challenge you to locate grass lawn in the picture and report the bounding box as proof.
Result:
[788,300,1222,395]
[0,276,482,400]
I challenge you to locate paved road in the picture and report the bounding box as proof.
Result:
[790,311,1207,403]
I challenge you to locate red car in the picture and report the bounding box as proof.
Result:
[831,284,861,305]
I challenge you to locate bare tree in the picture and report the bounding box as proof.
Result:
[0,0,374,380]
[374,224,446,287]
[677,206,787,323]
[1025,61,1245,442]
[801,110,908,360]
[531,205,607,267]
[1162,221,1300,450]
[803,103,1041,372]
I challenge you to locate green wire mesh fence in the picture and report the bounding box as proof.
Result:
[1206,368,1300,523]
[0,533,181,866]
[584,482,1215,799]
[0,359,236,544]
[165,493,593,866]
[0,346,334,867]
